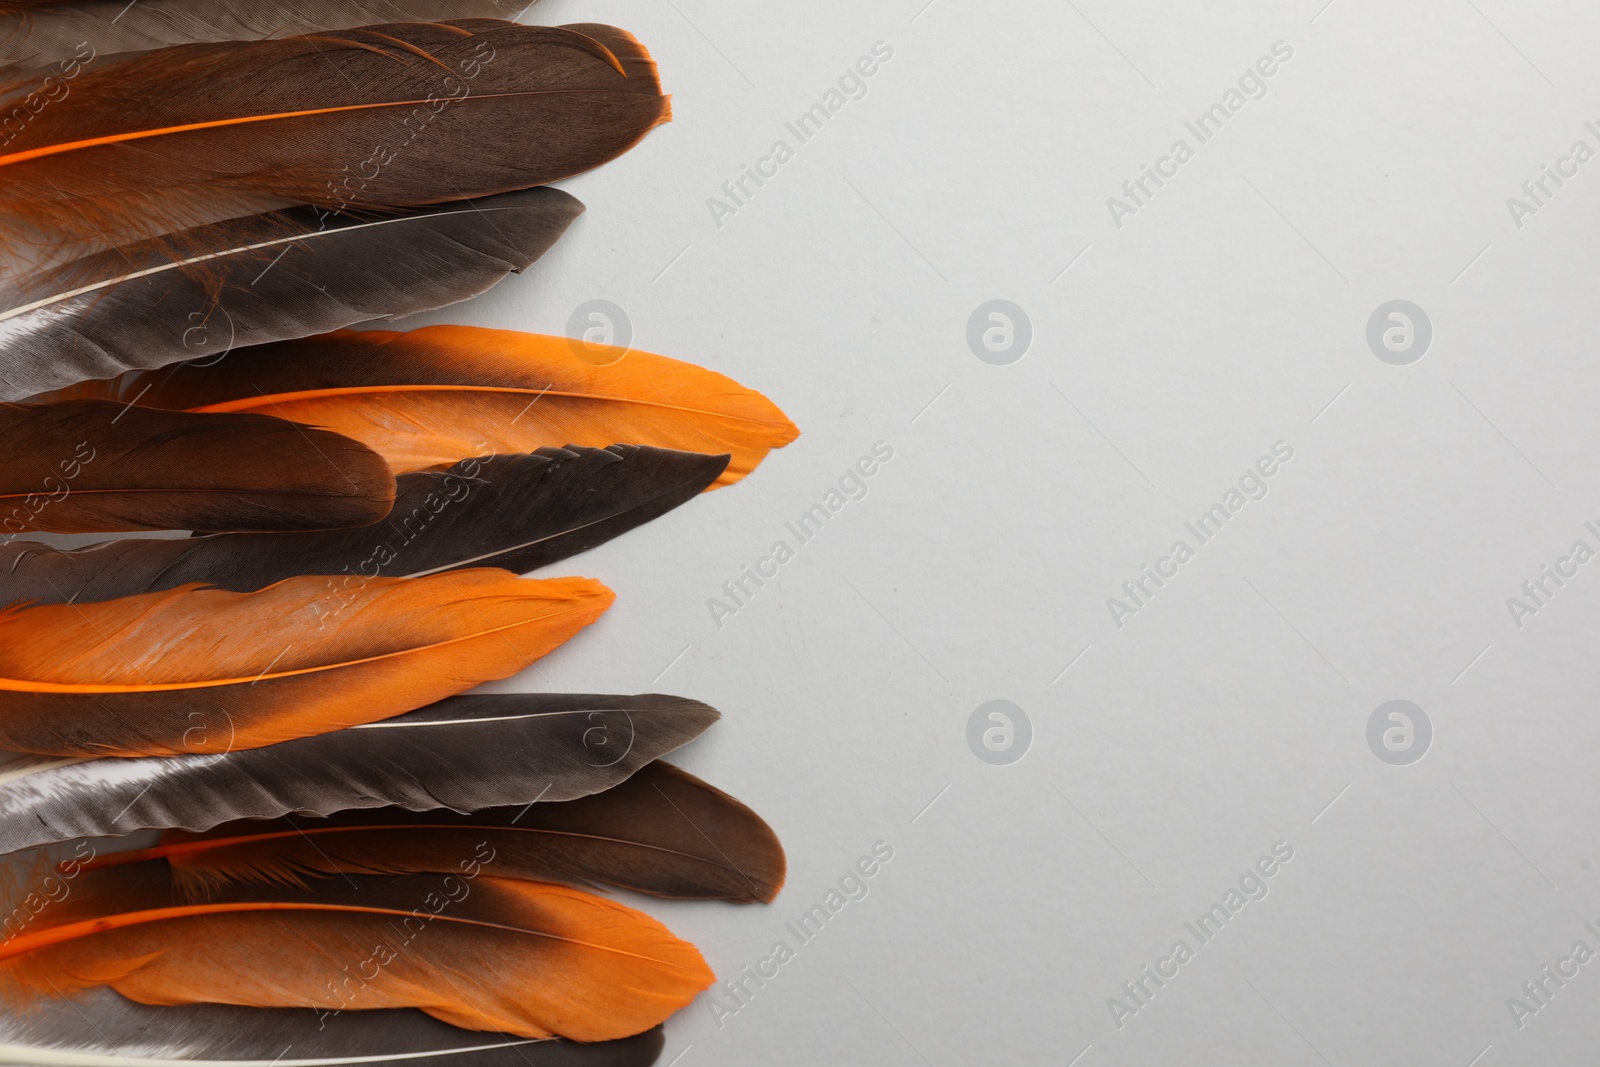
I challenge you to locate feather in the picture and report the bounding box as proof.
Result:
[0,694,719,856]
[98,762,787,904]
[51,325,800,486]
[0,188,584,400]
[0,399,394,534]
[0,989,666,1067]
[0,446,727,605]
[0,2,537,67]
[0,568,613,757]
[0,21,668,250]
[0,864,714,1042]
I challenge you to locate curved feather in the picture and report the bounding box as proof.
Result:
[0,990,665,1067]
[0,22,668,249]
[0,694,719,855]
[0,446,727,605]
[53,326,800,486]
[0,568,613,757]
[0,865,714,1042]
[0,399,394,533]
[101,762,786,904]
[0,188,584,399]
[0,2,537,67]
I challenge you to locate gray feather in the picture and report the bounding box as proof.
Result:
[0,694,718,856]
[0,189,582,400]
[0,988,663,1067]
[0,2,536,66]
[0,446,728,605]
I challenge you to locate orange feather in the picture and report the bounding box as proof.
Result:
[0,568,612,757]
[44,325,801,488]
[0,863,712,1042]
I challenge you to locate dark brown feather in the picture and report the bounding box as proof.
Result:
[100,762,787,903]
[0,21,669,249]
[0,399,394,533]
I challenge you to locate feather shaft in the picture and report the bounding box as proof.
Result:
[0,400,393,533]
[49,326,799,487]
[97,762,786,903]
[0,569,612,756]
[0,189,583,399]
[0,694,718,855]
[0,866,713,1042]
[0,446,726,605]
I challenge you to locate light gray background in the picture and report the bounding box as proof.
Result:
[82,0,1600,1063]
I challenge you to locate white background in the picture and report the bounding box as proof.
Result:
[372,1,1600,1063]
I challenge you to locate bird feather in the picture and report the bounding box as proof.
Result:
[0,864,713,1042]
[0,988,666,1067]
[0,399,394,533]
[48,326,800,486]
[0,188,584,399]
[0,21,667,250]
[0,446,727,605]
[0,2,538,67]
[0,694,719,855]
[0,568,612,757]
[97,762,787,904]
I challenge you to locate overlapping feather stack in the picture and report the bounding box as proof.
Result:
[0,6,796,1066]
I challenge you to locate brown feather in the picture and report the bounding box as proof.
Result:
[45,326,800,487]
[0,399,394,533]
[0,21,668,251]
[94,762,788,903]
